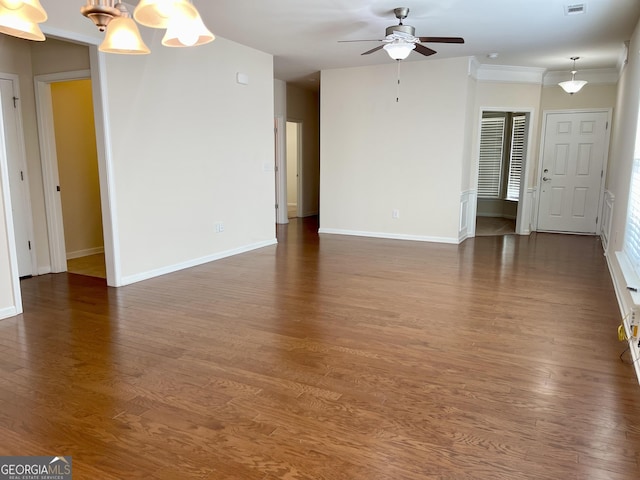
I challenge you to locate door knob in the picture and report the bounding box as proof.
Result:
[542,177,551,182]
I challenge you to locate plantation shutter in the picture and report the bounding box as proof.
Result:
[506,115,526,201]
[624,151,640,278]
[478,117,505,198]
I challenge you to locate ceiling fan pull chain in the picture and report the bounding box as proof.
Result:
[396,59,401,102]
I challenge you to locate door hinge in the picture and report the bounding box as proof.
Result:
[601,170,603,178]
[606,121,609,130]
[20,171,23,181]
[28,240,31,250]
[56,185,61,192]
[275,166,278,172]
[596,216,598,224]
[275,203,278,209]
[12,96,18,108]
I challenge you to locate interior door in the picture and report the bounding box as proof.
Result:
[1,77,33,277]
[537,111,609,233]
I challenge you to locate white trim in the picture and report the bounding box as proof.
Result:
[0,93,22,315]
[120,239,278,286]
[536,108,612,234]
[67,246,104,260]
[37,266,52,276]
[459,189,477,241]
[0,306,18,320]
[318,228,459,245]
[467,57,480,78]
[609,251,640,383]
[543,68,619,87]
[275,115,288,224]
[89,48,121,287]
[473,64,546,84]
[601,190,615,253]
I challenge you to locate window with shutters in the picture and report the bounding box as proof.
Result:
[622,118,640,280]
[478,112,527,201]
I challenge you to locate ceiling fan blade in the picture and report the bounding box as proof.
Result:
[414,44,437,56]
[361,45,384,55]
[418,36,465,44]
[338,39,383,43]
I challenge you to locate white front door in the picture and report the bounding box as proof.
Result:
[537,111,609,234]
[0,77,33,277]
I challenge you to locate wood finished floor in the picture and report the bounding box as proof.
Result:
[3,217,640,479]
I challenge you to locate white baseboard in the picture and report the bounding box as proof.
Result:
[476,213,517,220]
[0,306,19,320]
[119,238,278,286]
[318,228,459,244]
[66,246,104,260]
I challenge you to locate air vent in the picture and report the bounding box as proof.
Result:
[565,3,586,15]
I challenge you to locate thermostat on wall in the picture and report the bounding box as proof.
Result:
[236,73,249,85]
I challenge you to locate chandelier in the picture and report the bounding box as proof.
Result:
[0,1,215,54]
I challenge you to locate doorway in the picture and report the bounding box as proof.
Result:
[475,110,531,236]
[0,74,36,277]
[35,70,106,279]
[286,121,302,219]
[537,110,611,234]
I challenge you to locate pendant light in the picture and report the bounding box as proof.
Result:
[134,0,198,29]
[558,57,588,94]
[0,0,46,41]
[162,8,214,47]
[99,3,150,55]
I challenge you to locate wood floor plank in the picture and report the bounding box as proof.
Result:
[2,217,639,478]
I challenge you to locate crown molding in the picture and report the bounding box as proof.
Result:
[470,61,547,84]
[543,68,619,86]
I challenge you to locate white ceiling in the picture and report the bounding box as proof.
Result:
[194,0,640,87]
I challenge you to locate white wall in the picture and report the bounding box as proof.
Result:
[320,57,471,242]
[286,121,298,206]
[103,36,276,282]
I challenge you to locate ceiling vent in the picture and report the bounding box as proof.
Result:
[565,3,586,15]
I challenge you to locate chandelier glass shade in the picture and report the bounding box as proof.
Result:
[558,57,588,94]
[0,0,214,55]
[383,41,415,60]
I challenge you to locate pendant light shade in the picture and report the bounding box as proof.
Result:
[162,9,214,47]
[0,0,47,23]
[558,57,588,94]
[383,41,415,60]
[133,0,197,29]
[99,4,150,55]
[0,4,44,40]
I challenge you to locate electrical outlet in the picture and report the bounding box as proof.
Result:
[215,222,224,233]
[392,209,400,219]
[630,308,640,337]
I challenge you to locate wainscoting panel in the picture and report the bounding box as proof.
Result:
[459,190,477,242]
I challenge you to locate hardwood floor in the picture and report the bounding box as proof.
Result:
[66,253,107,279]
[3,217,639,479]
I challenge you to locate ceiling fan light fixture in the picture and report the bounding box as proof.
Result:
[0,4,44,40]
[558,56,587,94]
[383,41,415,60]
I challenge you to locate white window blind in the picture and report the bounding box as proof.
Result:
[478,117,505,198]
[507,115,526,201]
[624,156,640,278]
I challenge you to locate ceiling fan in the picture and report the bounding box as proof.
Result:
[340,7,464,60]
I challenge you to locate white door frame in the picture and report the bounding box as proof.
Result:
[33,70,91,273]
[474,107,536,236]
[0,92,23,316]
[33,47,121,286]
[275,115,288,224]
[534,108,612,233]
[0,73,38,276]
[288,119,304,218]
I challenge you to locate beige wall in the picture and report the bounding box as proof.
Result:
[286,84,319,216]
[320,57,470,241]
[0,123,18,316]
[51,79,103,258]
